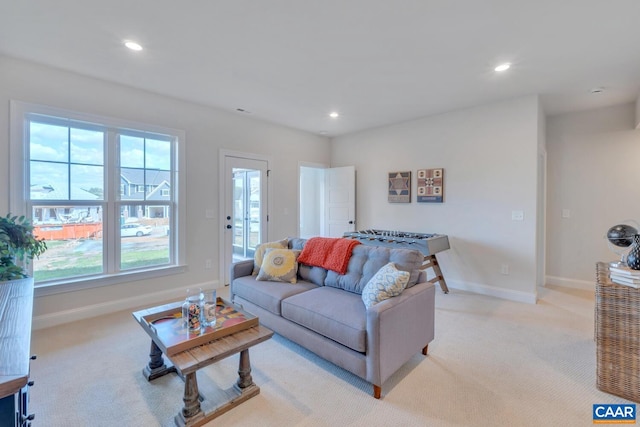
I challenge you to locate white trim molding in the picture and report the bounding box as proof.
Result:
[32,280,219,330]
[446,278,538,304]
[545,275,594,291]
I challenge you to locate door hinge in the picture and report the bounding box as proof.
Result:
[267,215,269,222]
[267,169,271,177]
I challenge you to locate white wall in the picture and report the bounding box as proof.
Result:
[546,103,640,287]
[299,166,324,238]
[331,96,541,303]
[0,55,330,327]
[636,92,640,129]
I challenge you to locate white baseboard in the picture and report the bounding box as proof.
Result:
[33,275,541,330]
[446,279,538,304]
[545,275,593,291]
[32,280,219,330]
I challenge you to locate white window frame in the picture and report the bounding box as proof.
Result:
[9,101,187,297]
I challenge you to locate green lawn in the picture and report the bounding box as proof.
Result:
[34,239,170,282]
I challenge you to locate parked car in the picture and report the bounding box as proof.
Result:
[121,223,152,237]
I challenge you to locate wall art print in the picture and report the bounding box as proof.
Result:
[388,171,411,203]
[417,168,444,203]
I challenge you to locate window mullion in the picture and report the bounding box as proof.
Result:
[105,129,118,274]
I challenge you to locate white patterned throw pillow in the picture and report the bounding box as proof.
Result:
[361,262,410,308]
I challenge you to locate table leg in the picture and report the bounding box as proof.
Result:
[423,254,449,294]
[143,340,176,381]
[237,349,253,389]
[175,372,204,426]
[183,372,202,417]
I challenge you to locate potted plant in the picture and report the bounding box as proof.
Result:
[0,213,47,281]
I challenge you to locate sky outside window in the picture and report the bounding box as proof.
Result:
[30,121,105,200]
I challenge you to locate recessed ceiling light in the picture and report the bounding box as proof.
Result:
[329,112,339,118]
[124,41,143,51]
[494,63,511,72]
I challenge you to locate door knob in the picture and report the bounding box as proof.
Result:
[348,221,354,224]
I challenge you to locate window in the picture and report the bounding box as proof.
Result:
[10,101,185,294]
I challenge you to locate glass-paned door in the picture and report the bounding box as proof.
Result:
[233,169,261,260]
[221,153,268,285]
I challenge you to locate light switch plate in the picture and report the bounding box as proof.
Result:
[512,210,524,221]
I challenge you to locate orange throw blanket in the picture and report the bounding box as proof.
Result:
[298,237,360,275]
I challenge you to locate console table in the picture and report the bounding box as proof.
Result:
[0,279,36,427]
[595,262,640,402]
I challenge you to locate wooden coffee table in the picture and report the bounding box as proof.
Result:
[133,299,273,427]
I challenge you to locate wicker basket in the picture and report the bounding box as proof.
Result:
[595,262,640,402]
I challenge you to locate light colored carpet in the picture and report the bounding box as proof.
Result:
[29,284,630,426]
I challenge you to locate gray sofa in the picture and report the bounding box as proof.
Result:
[229,237,435,398]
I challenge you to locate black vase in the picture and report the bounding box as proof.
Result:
[627,234,640,270]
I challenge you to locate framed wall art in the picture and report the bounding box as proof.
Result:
[388,171,411,203]
[417,168,444,203]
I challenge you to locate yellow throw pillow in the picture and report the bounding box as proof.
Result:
[253,238,288,275]
[256,248,300,283]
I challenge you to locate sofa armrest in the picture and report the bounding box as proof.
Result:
[365,280,436,387]
[230,259,254,283]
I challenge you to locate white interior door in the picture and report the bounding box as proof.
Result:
[220,153,268,285]
[324,166,356,237]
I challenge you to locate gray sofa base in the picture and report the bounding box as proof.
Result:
[233,295,367,379]
[233,280,436,398]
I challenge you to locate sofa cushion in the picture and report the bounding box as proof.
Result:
[289,237,327,286]
[232,275,317,315]
[361,262,410,308]
[281,287,366,353]
[253,238,288,275]
[324,245,424,294]
[256,248,301,283]
[288,237,307,251]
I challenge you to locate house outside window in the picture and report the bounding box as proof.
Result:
[9,101,186,294]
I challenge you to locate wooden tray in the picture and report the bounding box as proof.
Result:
[134,297,258,356]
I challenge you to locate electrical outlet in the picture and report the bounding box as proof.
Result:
[205,259,212,269]
[501,264,509,275]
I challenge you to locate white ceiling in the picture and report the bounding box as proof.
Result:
[1,1,639,136]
